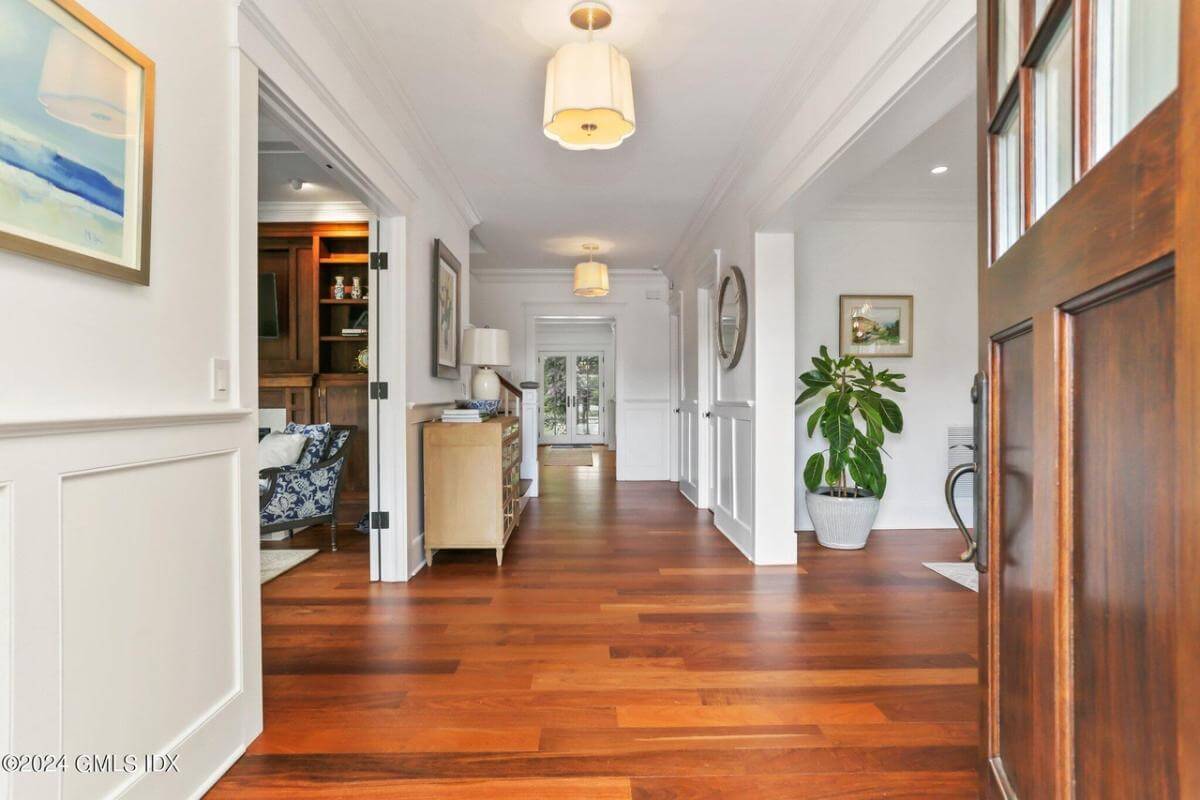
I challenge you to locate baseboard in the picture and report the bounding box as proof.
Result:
[188,742,248,800]
[408,532,427,579]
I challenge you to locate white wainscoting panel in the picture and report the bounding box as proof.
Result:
[711,403,754,560]
[61,452,239,800]
[0,483,9,800]
[1,413,260,800]
[678,400,699,506]
[617,400,671,481]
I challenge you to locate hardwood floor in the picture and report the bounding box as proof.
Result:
[209,448,979,798]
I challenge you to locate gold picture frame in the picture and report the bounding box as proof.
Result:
[0,0,155,284]
[839,294,913,358]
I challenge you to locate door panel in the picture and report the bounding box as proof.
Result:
[977,0,1191,796]
[540,355,569,444]
[1071,271,1178,797]
[993,328,1055,797]
[572,353,604,443]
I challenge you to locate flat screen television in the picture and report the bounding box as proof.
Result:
[258,273,280,338]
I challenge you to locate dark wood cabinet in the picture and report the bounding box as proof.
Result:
[259,222,370,523]
[316,376,369,522]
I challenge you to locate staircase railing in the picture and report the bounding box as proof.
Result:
[499,376,538,499]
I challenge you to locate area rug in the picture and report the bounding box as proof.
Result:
[260,549,318,584]
[544,447,595,466]
[922,561,979,592]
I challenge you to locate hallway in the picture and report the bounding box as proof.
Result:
[210,450,978,798]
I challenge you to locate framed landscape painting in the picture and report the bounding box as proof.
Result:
[433,239,461,379]
[0,0,155,284]
[839,294,913,358]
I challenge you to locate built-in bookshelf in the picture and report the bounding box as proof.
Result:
[258,222,370,522]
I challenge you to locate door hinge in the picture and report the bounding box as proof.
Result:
[369,381,389,399]
[369,511,390,529]
[370,251,389,270]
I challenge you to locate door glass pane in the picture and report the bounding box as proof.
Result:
[541,356,567,438]
[574,354,601,437]
[994,108,1022,258]
[1034,17,1074,219]
[1034,0,1051,23]
[997,0,1021,95]
[1092,0,1179,161]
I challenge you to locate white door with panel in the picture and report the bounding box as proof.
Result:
[538,351,606,445]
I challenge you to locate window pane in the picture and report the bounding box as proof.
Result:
[541,356,567,437]
[1034,0,1051,24]
[1034,17,1074,219]
[994,109,1022,258]
[1093,0,1179,160]
[573,355,601,437]
[997,0,1022,95]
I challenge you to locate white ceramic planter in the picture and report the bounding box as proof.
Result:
[805,489,880,550]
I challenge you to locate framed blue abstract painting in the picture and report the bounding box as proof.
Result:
[0,0,154,284]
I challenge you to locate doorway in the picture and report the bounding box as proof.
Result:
[256,81,385,580]
[538,350,606,445]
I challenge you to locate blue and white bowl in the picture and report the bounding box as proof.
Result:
[456,399,501,415]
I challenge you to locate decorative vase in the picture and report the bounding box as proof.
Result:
[351,276,363,299]
[332,275,346,299]
[805,488,880,550]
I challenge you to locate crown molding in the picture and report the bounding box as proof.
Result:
[309,0,482,230]
[258,200,373,222]
[241,0,417,213]
[661,1,874,279]
[662,0,970,279]
[471,268,666,285]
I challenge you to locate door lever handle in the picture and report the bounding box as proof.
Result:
[945,462,977,562]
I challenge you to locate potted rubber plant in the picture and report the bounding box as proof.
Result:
[797,346,905,549]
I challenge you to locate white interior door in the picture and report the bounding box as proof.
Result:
[539,351,606,445]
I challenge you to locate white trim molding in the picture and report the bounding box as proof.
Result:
[257,201,373,222]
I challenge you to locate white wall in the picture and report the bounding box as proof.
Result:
[665,1,975,563]
[794,216,977,530]
[0,3,262,798]
[471,269,671,480]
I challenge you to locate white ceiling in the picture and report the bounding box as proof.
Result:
[258,107,363,205]
[833,95,977,212]
[323,0,846,270]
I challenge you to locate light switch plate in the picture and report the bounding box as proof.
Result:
[211,358,230,401]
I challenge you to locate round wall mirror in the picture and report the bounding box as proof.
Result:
[716,265,747,369]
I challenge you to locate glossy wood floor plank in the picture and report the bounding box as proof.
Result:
[208,448,978,798]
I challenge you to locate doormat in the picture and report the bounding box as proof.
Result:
[261,549,319,584]
[544,448,595,466]
[550,444,593,449]
[922,562,978,592]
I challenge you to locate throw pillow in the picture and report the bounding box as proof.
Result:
[284,422,333,467]
[257,432,309,471]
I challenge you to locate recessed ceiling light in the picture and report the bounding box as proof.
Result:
[289,178,305,191]
[930,165,950,175]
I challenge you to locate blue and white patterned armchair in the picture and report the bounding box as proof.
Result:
[259,425,355,551]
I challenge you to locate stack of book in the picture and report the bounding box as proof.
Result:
[441,408,484,424]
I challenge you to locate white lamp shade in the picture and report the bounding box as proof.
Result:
[462,327,510,366]
[573,260,610,297]
[544,41,635,151]
[38,27,131,139]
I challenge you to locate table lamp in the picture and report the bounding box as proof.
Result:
[461,327,510,400]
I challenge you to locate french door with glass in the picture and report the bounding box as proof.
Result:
[538,351,605,445]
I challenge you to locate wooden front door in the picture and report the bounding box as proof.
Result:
[976,0,1196,796]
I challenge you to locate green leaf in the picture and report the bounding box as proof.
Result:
[796,385,824,404]
[822,413,855,452]
[857,400,882,429]
[825,391,851,415]
[819,345,830,361]
[879,398,903,433]
[803,452,824,491]
[799,369,832,388]
[875,472,888,498]
[866,415,885,445]
[847,459,864,487]
[806,406,825,438]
